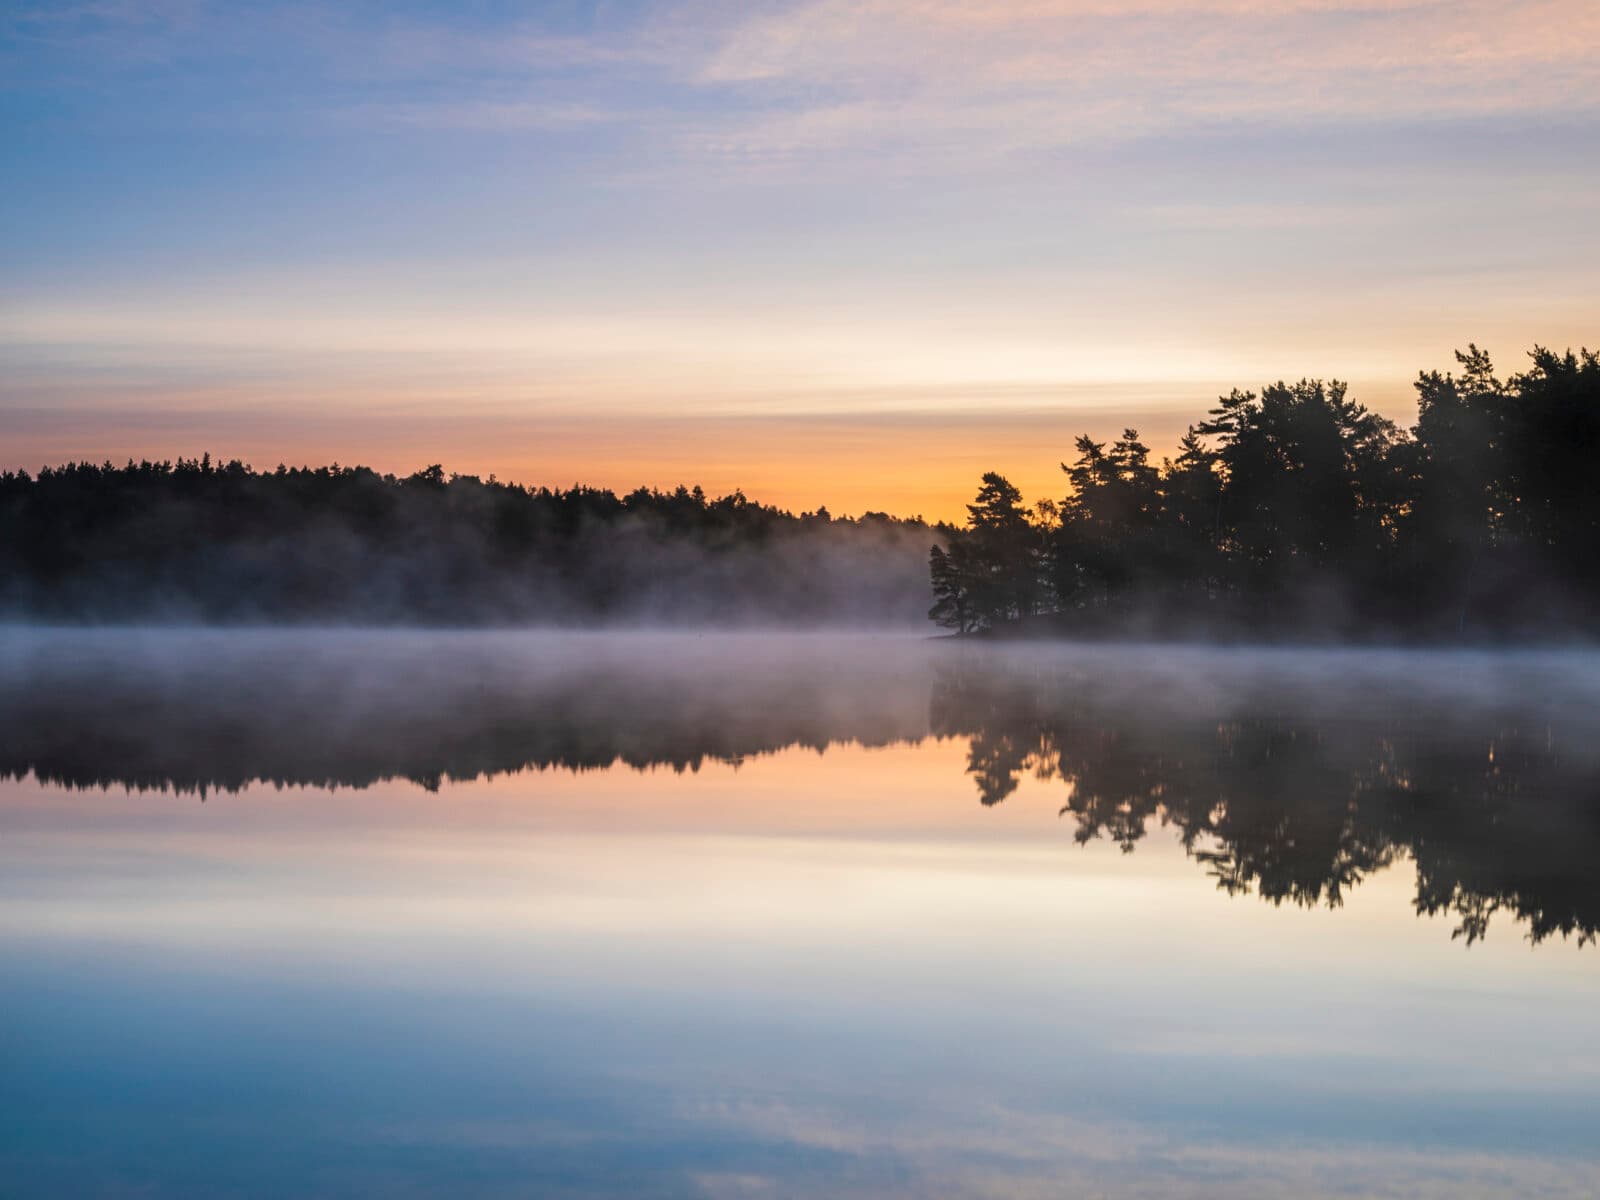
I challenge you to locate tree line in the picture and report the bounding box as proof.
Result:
[930,344,1600,639]
[0,459,938,624]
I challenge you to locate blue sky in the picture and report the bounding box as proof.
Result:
[3,0,1598,514]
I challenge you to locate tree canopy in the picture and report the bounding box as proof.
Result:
[929,343,1600,639]
[0,459,939,625]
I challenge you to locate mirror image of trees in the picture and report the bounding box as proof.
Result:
[930,344,1600,638]
[925,656,1600,948]
[4,634,1593,947]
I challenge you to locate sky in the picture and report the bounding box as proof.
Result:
[3,0,1598,519]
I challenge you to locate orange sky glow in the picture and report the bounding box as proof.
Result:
[3,0,1597,521]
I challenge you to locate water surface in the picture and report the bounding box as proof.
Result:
[2,630,1596,1198]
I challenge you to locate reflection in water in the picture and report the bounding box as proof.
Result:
[3,630,1599,1199]
[932,654,1600,947]
[0,629,932,790]
[2,629,1596,946]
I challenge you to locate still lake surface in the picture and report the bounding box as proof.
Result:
[2,629,1597,1198]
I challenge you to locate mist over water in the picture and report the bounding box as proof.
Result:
[3,628,1598,1198]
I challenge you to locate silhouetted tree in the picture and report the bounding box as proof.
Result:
[1398,345,1503,631]
[1198,378,1403,622]
[1053,429,1164,609]
[929,540,982,633]
[1158,428,1225,595]
[1497,347,1600,593]
[932,342,1599,639]
[957,472,1043,628]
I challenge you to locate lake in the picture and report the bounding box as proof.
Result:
[2,629,1596,1198]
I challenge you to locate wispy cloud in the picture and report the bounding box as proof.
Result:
[3,0,1596,513]
[339,99,634,132]
[11,1,1597,171]
[688,0,1600,168]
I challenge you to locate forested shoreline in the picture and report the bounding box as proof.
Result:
[0,463,938,625]
[932,344,1600,640]
[3,341,1596,636]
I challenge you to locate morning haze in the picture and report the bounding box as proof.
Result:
[2,2,1597,1198]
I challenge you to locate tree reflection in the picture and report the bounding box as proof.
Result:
[930,657,1599,945]
[2,632,1594,946]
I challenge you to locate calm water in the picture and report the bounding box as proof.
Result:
[2,630,1597,1199]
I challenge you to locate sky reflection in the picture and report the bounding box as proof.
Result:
[1,631,1597,1197]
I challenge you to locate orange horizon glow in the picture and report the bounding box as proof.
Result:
[4,1,1597,522]
[4,383,1430,523]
